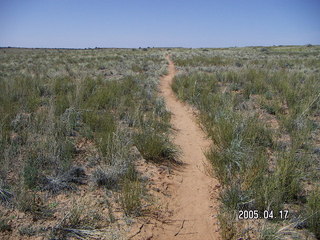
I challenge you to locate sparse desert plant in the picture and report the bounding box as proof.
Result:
[41,166,86,194]
[134,128,178,163]
[93,166,123,189]
[218,210,237,240]
[259,97,283,115]
[83,111,115,134]
[54,94,70,116]
[92,130,132,188]
[260,224,280,240]
[23,151,40,190]
[220,183,250,211]
[64,200,84,228]
[254,175,284,213]
[15,186,44,214]
[19,225,38,237]
[242,115,273,148]
[0,180,13,205]
[0,216,11,232]
[101,129,132,164]
[274,152,301,202]
[306,189,320,238]
[243,69,269,99]
[61,198,104,229]
[119,178,142,216]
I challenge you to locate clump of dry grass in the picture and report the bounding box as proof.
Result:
[0,180,13,206]
[41,166,87,194]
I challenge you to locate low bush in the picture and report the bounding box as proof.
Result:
[134,129,177,163]
[83,111,115,134]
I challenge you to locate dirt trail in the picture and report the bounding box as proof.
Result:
[131,56,221,240]
[157,56,221,239]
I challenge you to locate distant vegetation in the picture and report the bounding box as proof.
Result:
[172,45,320,239]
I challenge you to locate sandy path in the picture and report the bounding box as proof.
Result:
[130,55,220,240]
[150,56,221,239]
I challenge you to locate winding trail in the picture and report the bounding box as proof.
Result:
[131,56,221,240]
[155,56,220,239]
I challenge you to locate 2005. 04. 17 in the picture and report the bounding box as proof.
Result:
[238,210,289,220]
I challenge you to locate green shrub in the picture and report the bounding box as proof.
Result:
[260,98,283,115]
[243,116,273,148]
[77,77,100,103]
[218,210,237,240]
[25,95,41,112]
[58,139,76,171]
[220,183,250,211]
[172,47,320,239]
[83,111,115,134]
[23,153,40,189]
[98,128,130,160]
[0,217,11,232]
[131,64,144,73]
[19,226,37,236]
[281,115,313,149]
[243,69,269,99]
[242,150,268,191]
[306,189,320,238]
[53,77,75,95]
[206,141,245,185]
[207,110,240,150]
[254,175,284,213]
[172,72,218,105]
[260,225,280,240]
[134,129,177,163]
[119,178,142,216]
[16,187,40,213]
[274,153,301,202]
[85,79,130,110]
[254,153,300,213]
[54,94,70,116]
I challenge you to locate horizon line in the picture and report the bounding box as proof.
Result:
[1,44,319,50]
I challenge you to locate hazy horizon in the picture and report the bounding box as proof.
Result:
[1,0,319,48]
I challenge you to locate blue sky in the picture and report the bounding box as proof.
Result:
[0,0,319,48]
